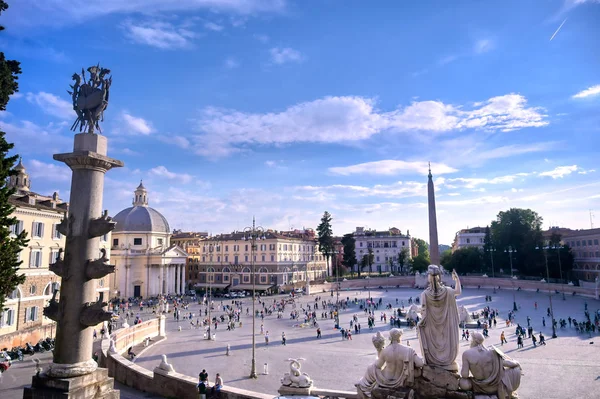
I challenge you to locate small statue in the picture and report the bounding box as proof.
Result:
[86,248,116,280]
[459,332,522,399]
[33,358,42,376]
[281,358,313,388]
[56,216,70,236]
[68,65,112,134]
[108,339,117,354]
[458,305,473,324]
[49,249,66,278]
[356,329,423,399]
[156,354,175,373]
[43,289,61,322]
[80,299,112,326]
[88,210,117,238]
[406,304,420,321]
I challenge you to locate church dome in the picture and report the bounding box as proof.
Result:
[112,182,170,234]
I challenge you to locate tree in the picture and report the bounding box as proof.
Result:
[413,238,430,259]
[397,248,409,274]
[482,226,494,274]
[410,254,429,273]
[360,254,368,274]
[341,233,357,277]
[443,247,484,275]
[490,208,544,277]
[316,211,334,277]
[367,247,374,275]
[0,0,27,311]
[440,249,453,269]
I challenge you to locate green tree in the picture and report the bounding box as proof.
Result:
[440,249,453,269]
[397,248,409,274]
[360,254,368,274]
[413,237,429,258]
[367,247,374,275]
[0,0,27,311]
[341,233,357,277]
[444,247,484,275]
[316,211,334,277]
[490,208,544,277]
[410,254,429,273]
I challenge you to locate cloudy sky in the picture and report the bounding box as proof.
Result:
[2,0,600,244]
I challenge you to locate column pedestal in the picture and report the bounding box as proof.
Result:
[24,368,119,399]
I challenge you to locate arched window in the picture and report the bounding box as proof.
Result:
[30,285,37,295]
[222,267,231,273]
[8,288,20,300]
[207,267,215,273]
[241,267,251,273]
[258,267,268,273]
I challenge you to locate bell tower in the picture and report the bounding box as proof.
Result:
[8,157,31,192]
[133,180,148,206]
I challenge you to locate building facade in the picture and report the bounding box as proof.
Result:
[1,160,110,336]
[563,228,600,282]
[353,227,413,274]
[452,227,486,252]
[109,183,187,299]
[191,229,328,293]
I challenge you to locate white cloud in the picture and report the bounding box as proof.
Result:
[474,39,494,54]
[26,92,73,119]
[149,166,193,183]
[11,1,287,27]
[293,181,427,199]
[572,84,600,99]
[10,92,23,100]
[439,196,509,206]
[511,188,524,193]
[578,168,596,175]
[538,165,578,179]
[329,160,457,176]
[204,22,224,31]
[123,20,196,49]
[254,34,270,43]
[1,119,71,154]
[191,94,548,157]
[224,57,240,69]
[122,112,154,135]
[27,159,71,182]
[445,175,518,188]
[270,47,303,64]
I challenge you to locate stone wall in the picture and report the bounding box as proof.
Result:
[111,317,163,354]
[0,321,56,349]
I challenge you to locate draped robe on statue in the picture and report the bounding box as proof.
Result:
[469,347,522,399]
[417,286,460,371]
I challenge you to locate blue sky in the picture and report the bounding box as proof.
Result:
[2,0,600,244]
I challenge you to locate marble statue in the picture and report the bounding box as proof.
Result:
[406,305,420,321]
[458,305,473,324]
[356,329,424,399]
[156,354,175,373]
[281,358,313,388]
[417,265,461,372]
[459,332,522,399]
[68,65,112,134]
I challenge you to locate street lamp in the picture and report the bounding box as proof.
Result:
[206,238,222,340]
[537,246,558,338]
[487,247,496,278]
[243,217,266,379]
[504,246,517,311]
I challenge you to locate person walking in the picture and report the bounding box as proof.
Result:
[281,332,286,345]
[500,331,507,345]
[531,333,537,347]
[539,332,546,345]
[316,328,321,338]
[527,316,531,327]
[517,334,524,349]
[542,317,546,327]
[265,331,269,345]
[198,369,209,399]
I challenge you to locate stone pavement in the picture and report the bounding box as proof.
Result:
[133,287,599,399]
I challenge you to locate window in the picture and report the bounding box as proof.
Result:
[113,238,119,246]
[466,238,471,244]
[133,238,142,245]
[260,276,267,283]
[217,256,221,262]
[582,240,586,247]
[234,255,238,265]
[245,255,249,262]
[360,242,363,247]
[271,255,275,262]
[1,309,15,327]
[157,238,163,245]
[225,255,229,262]
[52,224,61,239]
[376,256,380,262]
[30,285,37,295]
[101,234,107,242]
[262,255,265,261]
[589,240,593,246]
[225,245,229,251]
[25,307,38,322]
[577,241,581,247]
[595,239,599,245]
[10,220,24,235]
[245,244,249,251]
[233,245,239,251]
[29,250,42,268]
[32,222,44,238]
[223,274,229,282]
[50,250,60,264]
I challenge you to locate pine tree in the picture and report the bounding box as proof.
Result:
[316,211,334,277]
[341,233,357,277]
[0,0,27,310]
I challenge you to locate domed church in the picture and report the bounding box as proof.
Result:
[109,182,188,298]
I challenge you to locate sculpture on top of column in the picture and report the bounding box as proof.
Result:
[356,329,424,399]
[459,332,522,399]
[417,265,461,372]
[68,64,112,134]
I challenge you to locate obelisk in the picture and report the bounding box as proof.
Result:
[427,163,440,266]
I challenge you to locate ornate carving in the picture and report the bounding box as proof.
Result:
[156,354,175,373]
[43,289,61,322]
[281,358,313,388]
[88,210,116,238]
[80,299,112,327]
[86,248,115,280]
[56,216,70,236]
[68,65,111,134]
[49,248,66,278]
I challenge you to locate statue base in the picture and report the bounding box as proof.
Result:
[23,368,119,399]
[369,365,472,399]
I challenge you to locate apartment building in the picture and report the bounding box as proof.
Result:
[452,227,486,252]
[563,228,600,282]
[353,227,413,274]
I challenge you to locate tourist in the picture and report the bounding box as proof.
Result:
[198,369,209,399]
[500,331,507,345]
[317,328,321,338]
[531,333,537,347]
[539,332,546,345]
[265,331,269,345]
[517,334,523,349]
[212,373,223,395]
[127,346,136,360]
[282,332,286,345]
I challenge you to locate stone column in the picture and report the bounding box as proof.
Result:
[125,265,130,298]
[174,265,179,294]
[180,265,185,294]
[49,133,123,377]
[427,166,440,266]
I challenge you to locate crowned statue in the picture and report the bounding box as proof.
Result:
[417,265,461,372]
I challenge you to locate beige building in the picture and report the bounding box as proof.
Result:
[110,183,188,298]
[452,227,486,252]
[1,160,110,336]
[563,228,600,282]
[192,229,328,293]
[353,227,413,274]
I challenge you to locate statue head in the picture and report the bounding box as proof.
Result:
[372,331,386,352]
[470,331,485,350]
[427,265,442,292]
[389,328,403,343]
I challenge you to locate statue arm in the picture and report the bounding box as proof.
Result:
[460,355,470,379]
[503,358,520,369]
[374,354,386,369]
[452,270,462,296]
[413,353,424,368]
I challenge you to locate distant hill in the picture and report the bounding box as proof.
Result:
[439,244,451,253]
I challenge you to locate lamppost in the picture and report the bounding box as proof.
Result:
[537,246,557,338]
[333,249,341,304]
[504,246,517,311]
[243,217,265,379]
[487,247,496,278]
[206,238,221,340]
